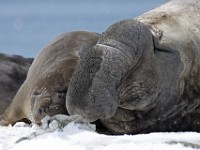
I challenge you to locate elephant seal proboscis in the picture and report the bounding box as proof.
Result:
[66,0,200,134]
[0,31,100,126]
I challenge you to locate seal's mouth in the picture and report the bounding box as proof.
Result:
[33,103,68,125]
[66,105,116,122]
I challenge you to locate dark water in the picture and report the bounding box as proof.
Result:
[0,0,165,57]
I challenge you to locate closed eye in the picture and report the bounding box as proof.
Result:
[32,91,42,96]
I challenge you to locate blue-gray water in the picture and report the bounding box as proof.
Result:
[0,0,165,57]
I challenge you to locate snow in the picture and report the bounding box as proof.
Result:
[0,115,200,150]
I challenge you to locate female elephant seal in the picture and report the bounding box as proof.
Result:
[66,0,200,134]
[0,31,100,126]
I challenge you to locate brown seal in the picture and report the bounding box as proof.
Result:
[0,31,100,126]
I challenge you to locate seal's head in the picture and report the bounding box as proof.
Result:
[30,74,68,125]
[66,19,152,122]
[31,89,68,125]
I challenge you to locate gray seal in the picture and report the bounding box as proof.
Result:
[0,54,33,115]
[66,0,200,134]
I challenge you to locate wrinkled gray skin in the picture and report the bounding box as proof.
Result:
[0,31,100,126]
[0,54,33,115]
[66,0,200,134]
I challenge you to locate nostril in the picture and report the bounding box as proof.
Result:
[38,108,42,115]
[44,108,47,113]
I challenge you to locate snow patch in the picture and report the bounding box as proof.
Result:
[0,115,200,150]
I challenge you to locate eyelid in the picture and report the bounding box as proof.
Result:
[32,91,42,96]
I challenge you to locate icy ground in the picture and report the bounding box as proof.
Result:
[0,115,200,150]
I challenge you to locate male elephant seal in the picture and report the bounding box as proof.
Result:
[66,0,200,134]
[0,31,100,126]
[0,54,33,115]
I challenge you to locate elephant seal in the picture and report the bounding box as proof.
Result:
[66,0,200,134]
[0,54,33,115]
[0,31,100,126]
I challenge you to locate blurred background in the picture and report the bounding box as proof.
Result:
[0,0,165,57]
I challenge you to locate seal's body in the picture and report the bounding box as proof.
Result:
[0,54,32,115]
[66,0,200,134]
[0,31,100,126]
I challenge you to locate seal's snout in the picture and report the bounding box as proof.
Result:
[66,83,118,122]
[66,94,98,122]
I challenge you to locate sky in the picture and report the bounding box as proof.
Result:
[0,0,166,57]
